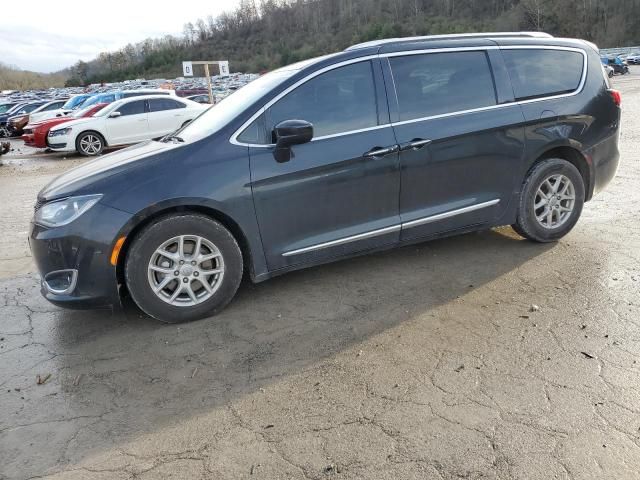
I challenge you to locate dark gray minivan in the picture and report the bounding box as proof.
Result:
[31,32,621,323]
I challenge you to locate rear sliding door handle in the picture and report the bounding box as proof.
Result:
[363,145,399,158]
[399,139,432,151]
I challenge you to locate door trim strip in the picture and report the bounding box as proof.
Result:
[401,199,501,229]
[281,199,500,257]
[282,224,401,257]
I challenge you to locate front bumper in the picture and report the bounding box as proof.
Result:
[30,202,132,309]
[47,132,74,151]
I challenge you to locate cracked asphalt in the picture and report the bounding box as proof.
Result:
[1,73,640,480]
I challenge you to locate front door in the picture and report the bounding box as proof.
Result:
[105,99,148,145]
[385,49,525,241]
[246,59,401,271]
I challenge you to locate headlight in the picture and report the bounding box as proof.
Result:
[35,194,102,227]
[48,127,72,137]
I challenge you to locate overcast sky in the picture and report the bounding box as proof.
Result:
[0,0,240,73]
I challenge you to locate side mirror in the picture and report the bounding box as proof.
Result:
[273,119,313,163]
[109,111,121,118]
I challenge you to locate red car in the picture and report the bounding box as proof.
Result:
[22,103,107,149]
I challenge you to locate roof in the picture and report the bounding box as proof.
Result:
[346,32,553,51]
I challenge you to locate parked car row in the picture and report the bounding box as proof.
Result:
[601,55,630,75]
[0,72,260,155]
[45,95,207,156]
[625,52,640,64]
[1,87,211,155]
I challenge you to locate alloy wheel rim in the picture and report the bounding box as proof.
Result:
[147,235,225,307]
[80,135,101,155]
[534,174,576,229]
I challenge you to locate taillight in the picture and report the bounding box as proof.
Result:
[608,89,621,106]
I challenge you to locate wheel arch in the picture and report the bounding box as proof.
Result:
[529,145,593,200]
[76,129,108,148]
[115,203,255,288]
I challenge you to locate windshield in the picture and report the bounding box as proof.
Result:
[0,104,14,114]
[177,69,297,143]
[79,95,100,108]
[81,93,116,108]
[6,104,25,115]
[63,95,88,110]
[71,104,101,118]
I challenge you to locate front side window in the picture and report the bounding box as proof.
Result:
[148,98,186,112]
[389,51,497,122]
[24,104,44,113]
[502,49,584,101]
[267,61,378,140]
[117,100,146,116]
[42,102,64,111]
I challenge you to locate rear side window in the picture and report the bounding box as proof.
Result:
[149,98,186,112]
[389,51,497,122]
[118,100,146,116]
[502,49,584,101]
[267,61,378,139]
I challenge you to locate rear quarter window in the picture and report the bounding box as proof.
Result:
[502,49,585,101]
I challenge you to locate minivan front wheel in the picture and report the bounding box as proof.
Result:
[125,214,243,323]
[513,158,585,242]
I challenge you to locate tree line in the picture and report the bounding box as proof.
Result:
[58,0,640,87]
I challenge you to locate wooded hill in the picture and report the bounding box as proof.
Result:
[0,63,67,90]
[61,0,640,86]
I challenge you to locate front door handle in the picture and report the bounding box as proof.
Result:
[399,138,432,151]
[363,145,399,158]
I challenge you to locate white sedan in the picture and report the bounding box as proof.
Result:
[47,95,207,156]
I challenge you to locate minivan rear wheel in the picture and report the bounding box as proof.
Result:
[125,214,243,323]
[512,158,585,242]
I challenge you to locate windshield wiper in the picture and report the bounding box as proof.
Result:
[162,135,185,143]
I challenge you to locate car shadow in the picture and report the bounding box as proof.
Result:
[9,227,554,474]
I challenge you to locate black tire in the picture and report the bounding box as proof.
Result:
[512,158,585,243]
[125,214,243,323]
[76,131,105,156]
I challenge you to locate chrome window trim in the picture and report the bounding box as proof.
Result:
[281,199,500,257]
[230,55,379,147]
[390,103,520,127]
[231,45,588,148]
[499,45,588,105]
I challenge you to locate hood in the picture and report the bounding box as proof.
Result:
[29,117,74,130]
[49,117,95,131]
[39,140,178,201]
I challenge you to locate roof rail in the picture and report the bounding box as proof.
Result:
[346,32,553,51]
